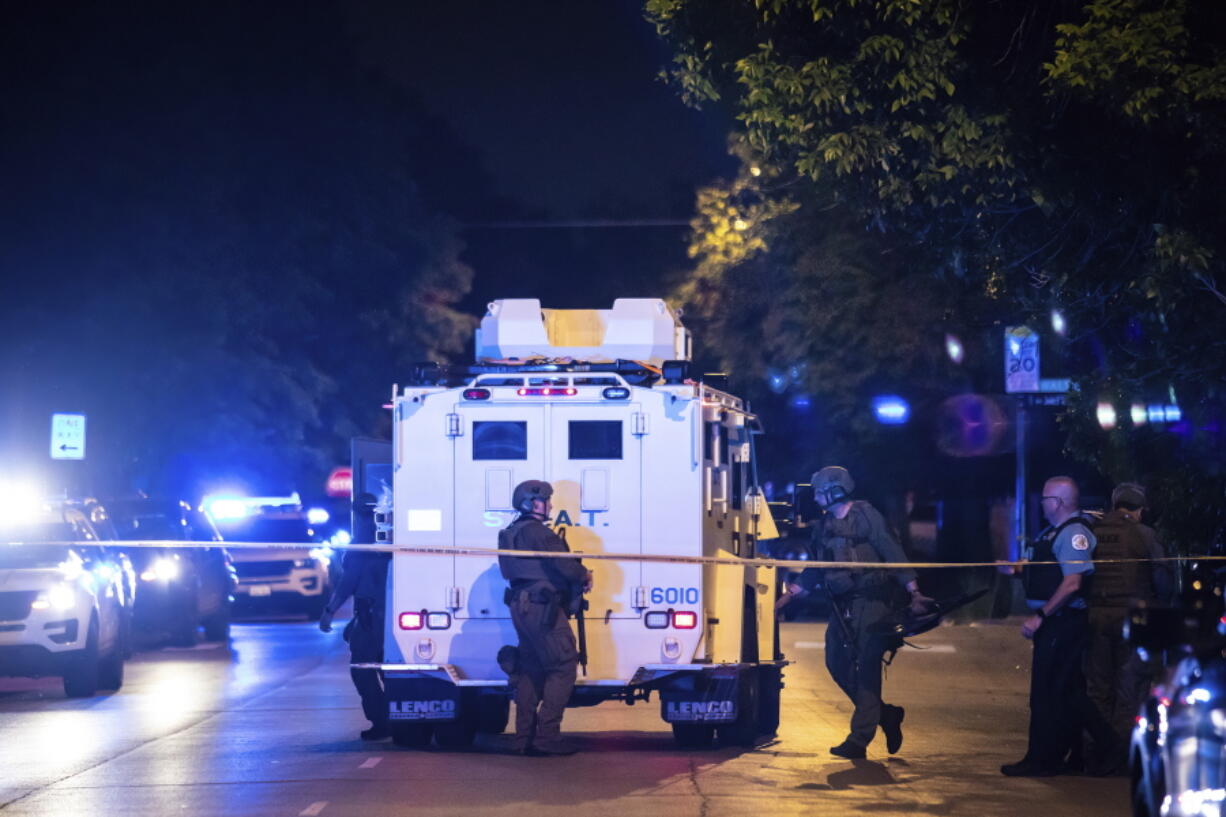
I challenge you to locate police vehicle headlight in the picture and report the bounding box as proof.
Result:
[140,558,180,582]
[32,584,77,612]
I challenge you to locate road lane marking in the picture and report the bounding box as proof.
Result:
[300,802,329,816]
[359,756,382,769]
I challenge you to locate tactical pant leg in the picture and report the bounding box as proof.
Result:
[1086,608,1129,745]
[510,595,545,751]
[348,608,386,726]
[532,607,579,748]
[826,598,889,748]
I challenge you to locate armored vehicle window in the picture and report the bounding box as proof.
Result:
[475,377,524,387]
[573,377,619,386]
[473,421,528,460]
[569,421,622,460]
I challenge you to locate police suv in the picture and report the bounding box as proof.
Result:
[372,298,785,749]
[0,501,129,697]
[210,494,334,620]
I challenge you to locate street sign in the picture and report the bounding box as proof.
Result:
[1004,326,1040,394]
[50,413,86,460]
[325,466,353,498]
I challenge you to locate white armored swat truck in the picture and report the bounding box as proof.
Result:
[373,298,785,749]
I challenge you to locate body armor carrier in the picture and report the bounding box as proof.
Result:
[1024,515,1094,603]
[1091,511,1151,607]
[819,501,891,598]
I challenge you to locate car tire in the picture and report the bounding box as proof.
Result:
[671,723,715,749]
[169,612,198,647]
[98,643,124,691]
[756,665,782,736]
[390,723,434,749]
[433,716,478,750]
[475,694,511,734]
[202,606,231,642]
[62,618,100,698]
[716,669,761,747]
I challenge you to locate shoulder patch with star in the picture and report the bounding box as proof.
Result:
[1071,533,1089,551]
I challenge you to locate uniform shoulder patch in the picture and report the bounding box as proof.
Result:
[1071,533,1089,551]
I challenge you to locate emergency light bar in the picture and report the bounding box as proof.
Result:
[517,387,577,397]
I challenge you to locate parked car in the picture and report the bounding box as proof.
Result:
[0,503,129,696]
[208,496,333,620]
[107,498,238,645]
[1128,562,1226,817]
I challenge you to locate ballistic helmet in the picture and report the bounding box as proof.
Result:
[812,466,854,509]
[1111,482,1148,510]
[512,480,553,514]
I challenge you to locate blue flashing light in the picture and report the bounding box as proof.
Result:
[1164,404,1182,423]
[329,529,352,546]
[1147,405,1165,424]
[207,498,250,521]
[307,507,330,525]
[789,393,812,410]
[872,395,911,425]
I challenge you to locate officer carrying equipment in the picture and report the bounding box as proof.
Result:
[498,479,590,755]
[810,465,929,759]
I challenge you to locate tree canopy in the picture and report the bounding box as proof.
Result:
[648,0,1226,546]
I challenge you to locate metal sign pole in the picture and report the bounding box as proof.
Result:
[1013,399,1027,562]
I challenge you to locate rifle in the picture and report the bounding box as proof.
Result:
[557,526,589,676]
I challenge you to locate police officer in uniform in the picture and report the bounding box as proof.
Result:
[319,493,391,741]
[804,466,932,759]
[1002,476,1114,776]
[1085,482,1173,773]
[498,480,592,756]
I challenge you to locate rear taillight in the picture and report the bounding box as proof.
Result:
[463,388,491,400]
[426,612,452,630]
[672,610,698,629]
[643,609,699,629]
[399,611,425,630]
[602,387,630,400]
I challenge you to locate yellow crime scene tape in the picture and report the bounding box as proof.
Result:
[0,538,1208,572]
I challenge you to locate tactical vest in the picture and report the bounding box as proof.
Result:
[820,502,889,598]
[1024,515,1094,603]
[1091,512,1151,607]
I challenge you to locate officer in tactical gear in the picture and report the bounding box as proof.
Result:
[319,492,391,741]
[802,466,932,759]
[498,480,592,756]
[1085,482,1173,774]
[1002,476,1115,776]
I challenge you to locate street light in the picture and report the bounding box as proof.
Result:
[1051,309,1067,336]
[1096,401,1117,430]
[945,333,964,364]
[872,395,910,425]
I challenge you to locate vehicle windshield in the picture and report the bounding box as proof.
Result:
[0,542,75,569]
[218,517,316,544]
[115,515,183,541]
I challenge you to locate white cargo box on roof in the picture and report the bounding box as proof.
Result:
[474,298,691,365]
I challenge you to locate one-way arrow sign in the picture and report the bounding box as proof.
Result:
[50,413,86,460]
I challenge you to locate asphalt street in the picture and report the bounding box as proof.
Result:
[0,619,1129,817]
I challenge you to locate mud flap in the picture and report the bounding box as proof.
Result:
[385,677,461,723]
[659,670,741,725]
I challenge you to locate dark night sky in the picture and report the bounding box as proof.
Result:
[341,1,738,310]
[346,1,734,219]
[0,1,736,491]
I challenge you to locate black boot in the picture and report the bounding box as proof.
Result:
[829,739,867,759]
[880,704,905,754]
